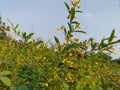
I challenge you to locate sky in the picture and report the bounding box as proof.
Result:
[0,0,120,58]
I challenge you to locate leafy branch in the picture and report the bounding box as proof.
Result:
[7,19,34,44]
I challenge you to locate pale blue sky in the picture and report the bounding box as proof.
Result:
[0,0,120,58]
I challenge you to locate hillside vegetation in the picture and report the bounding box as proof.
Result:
[0,0,120,90]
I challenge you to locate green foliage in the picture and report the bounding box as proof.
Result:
[0,17,10,39]
[0,0,119,90]
[0,71,11,87]
[55,1,86,45]
[21,32,34,44]
[112,57,120,64]
[7,19,34,44]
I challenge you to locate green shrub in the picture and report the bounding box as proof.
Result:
[0,0,120,90]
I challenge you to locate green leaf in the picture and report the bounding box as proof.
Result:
[76,80,83,90]
[108,29,115,43]
[89,38,94,48]
[67,31,73,38]
[70,7,75,22]
[64,2,70,13]
[0,76,11,86]
[6,26,10,31]
[99,39,109,49]
[7,18,14,28]
[109,39,120,45]
[89,38,98,50]
[0,71,11,76]
[76,10,83,13]
[64,43,81,51]
[17,85,28,90]
[63,27,67,36]
[11,85,28,90]
[26,33,34,38]
[73,30,86,34]
[92,43,98,51]
[99,40,104,49]
[61,81,69,90]
[68,22,72,32]
[22,32,27,39]
[14,24,19,30]
[17,30,21,36]
[34,40,43,46]
[54,36,60,44]
[71,21,79,24]
[26,32,34,41]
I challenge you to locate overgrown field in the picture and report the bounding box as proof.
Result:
[0,0,120,90]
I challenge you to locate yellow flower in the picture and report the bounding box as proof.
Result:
[77,5,81,9]
[54,72,59,80]
[66,73,74,83]
[95,62,98,65]
[92,81,96,86]
[64,37,67,41]
[69,52,73,56]
[68,37,73,41]
[70,0,80,6]
[77,49,82,54]
[54,49,57,52]
[67,60,74,65]
[60,26,65,29]
[74,38,79,42]
[45,83,48,87]
[66,74,71,79]
[62,58,66,63]
[43,57,46,60]
[43,43,47,47]
[55,28,60,30]
[76,23,81,28]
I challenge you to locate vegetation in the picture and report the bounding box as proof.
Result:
[112,57,120,64]
[0,0,120,90]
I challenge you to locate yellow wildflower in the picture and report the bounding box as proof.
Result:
[74,38,79,42]
[64,37,67,41]
[55,28,60,30]
[43,43,47,47]
[62,58,66,63]
[66,73,74,83]
[69,52,73,56]
[67,60,74,65]
[43,57,46,60]
[92,81,96,86]
[77,49,82,54]
[49,68,52,70]
[45,83,48,87]
[76,23,81,28]
[54,72,59,80]
[95,62,98,65]
[54,49,57,52]
[77,5,81,9]
[68,37,73,41]
[64,37,70,42]
[66,74,71,79]
[70,0,80,6]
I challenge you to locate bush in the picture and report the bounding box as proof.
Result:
[0,0,120,90]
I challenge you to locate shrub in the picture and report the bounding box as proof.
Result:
[0,0,120,90]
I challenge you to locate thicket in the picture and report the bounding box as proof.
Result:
[0,0,120,90]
